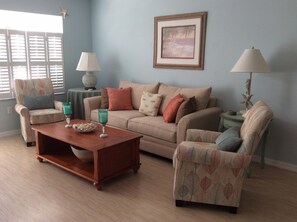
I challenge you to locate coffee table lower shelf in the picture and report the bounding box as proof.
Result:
[37,151,95,183]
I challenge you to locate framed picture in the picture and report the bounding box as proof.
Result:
[153,12,207,70]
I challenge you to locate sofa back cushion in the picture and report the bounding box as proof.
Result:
[157,83,212,114]
[119,80,160,110]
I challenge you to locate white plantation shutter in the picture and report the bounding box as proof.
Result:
[0,11,64,99]
[9,30,28,80]
[47,33,64,93]
[0,29,65,99]
[27,32,47,79]
[0,30,12,98]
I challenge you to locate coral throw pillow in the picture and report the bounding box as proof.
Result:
[107,87,133,111]
[139,91,163,116]
[163,94,184,123]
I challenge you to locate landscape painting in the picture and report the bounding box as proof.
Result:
[161,25,196,59]
[153,12,207,70]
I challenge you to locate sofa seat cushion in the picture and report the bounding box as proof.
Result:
[128,116,177,143]
[29,109,64,124]
[91,109,145,129]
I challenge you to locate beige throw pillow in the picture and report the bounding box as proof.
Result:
[139,91,162,116]
[119,80,160,110]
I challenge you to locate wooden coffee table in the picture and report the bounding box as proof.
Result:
[32,119,142,190]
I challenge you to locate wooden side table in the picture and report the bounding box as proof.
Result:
[219,111,269,171]
[67,88,101,119]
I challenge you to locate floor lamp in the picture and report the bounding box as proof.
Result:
[230,47,270,111]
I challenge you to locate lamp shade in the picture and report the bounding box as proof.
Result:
[76,52,101,72]
[230,48,270,73]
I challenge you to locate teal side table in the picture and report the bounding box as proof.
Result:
[219,111,270,173]
[219,112,244,132]
[67,88,101,119]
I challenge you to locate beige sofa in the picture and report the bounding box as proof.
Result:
[84,81,222,159]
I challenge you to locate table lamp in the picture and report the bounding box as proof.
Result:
[230,47,270,110]
[76,52,101,90]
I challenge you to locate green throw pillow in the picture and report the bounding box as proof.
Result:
[215,127,242,152]
[24,94,54,110]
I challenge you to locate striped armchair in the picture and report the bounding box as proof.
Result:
[14,78,64,146]
[173,101,273,213]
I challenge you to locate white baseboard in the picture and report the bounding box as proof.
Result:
[0,129,21,138]
[253,156,297,173]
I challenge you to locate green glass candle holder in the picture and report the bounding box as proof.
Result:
[98,109,108,138]
[62,102,72,128]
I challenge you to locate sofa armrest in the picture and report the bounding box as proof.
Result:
[175,141,251,168]
[54,100,63,111]
[176,107,222,144]
[83,96,101,121]
[186,129,221,143]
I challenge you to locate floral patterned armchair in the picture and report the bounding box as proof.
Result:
[173,101,273,213]
[14,78,65,146]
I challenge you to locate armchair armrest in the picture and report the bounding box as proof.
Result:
[177,107,222,144]
[186,129,221,143]
[15,104,29,117]
[175,141,251,168]
[83,96,101,121]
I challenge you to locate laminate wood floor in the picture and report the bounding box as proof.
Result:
[0,135,296,222]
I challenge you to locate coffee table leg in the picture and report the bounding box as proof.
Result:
[93,182,102,190]
[133,165,140,173]
[37,156,43,162]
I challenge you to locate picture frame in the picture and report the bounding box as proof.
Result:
[153,12,207,70]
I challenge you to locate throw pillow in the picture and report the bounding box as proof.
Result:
[139,91,163,116]
[163,94,184,123]
[100,88,109,109]
[107,87,133,111]
[175,96,196,124]
[24,94,54,110]
[215,127,243,152]
[119,80,160,109]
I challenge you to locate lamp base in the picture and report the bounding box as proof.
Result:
[84,87,96,90]
[82,72,97,90]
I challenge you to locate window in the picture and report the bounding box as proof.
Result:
[0,10,64,99]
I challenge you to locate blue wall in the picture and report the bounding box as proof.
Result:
[91,0,297,166]
[0,0,92,133]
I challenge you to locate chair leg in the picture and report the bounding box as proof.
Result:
[175,200,184,207]
[228,206,238,214]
